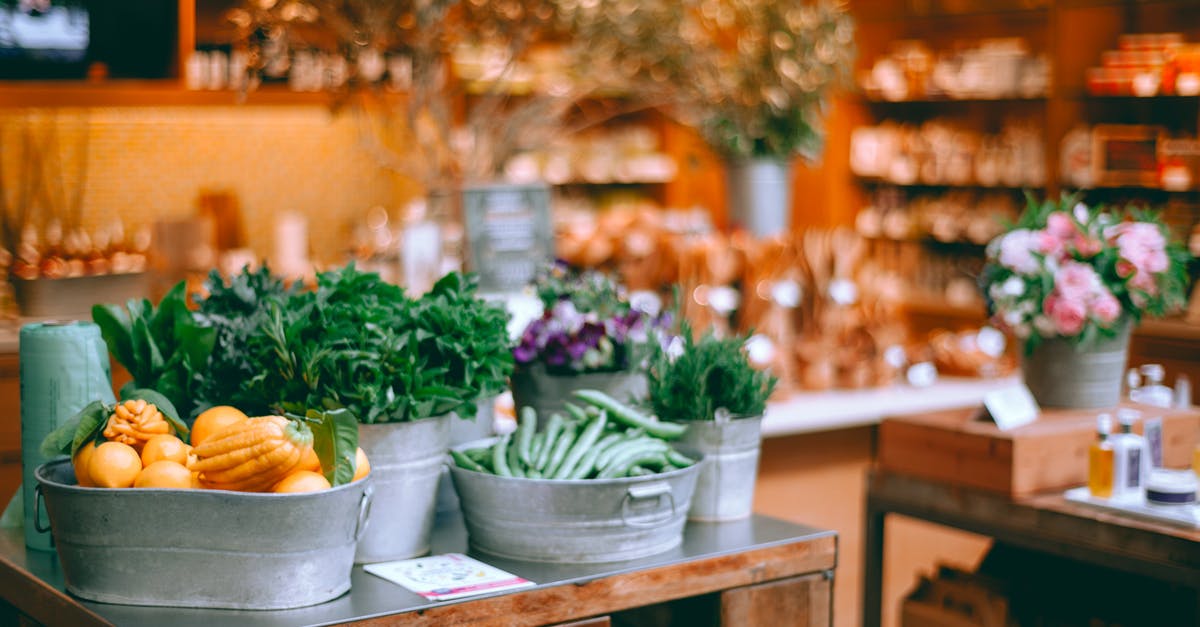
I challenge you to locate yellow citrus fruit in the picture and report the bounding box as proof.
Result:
[272,470,332,493]
[72,442,99,487]
[190,406,248,447]
[140,434,189,467]
[89,441,143,488]
[298,445,321,473]
[352,447,371,482]
[133,460,194,489]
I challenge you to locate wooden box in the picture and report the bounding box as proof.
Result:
[877,404,1200,497]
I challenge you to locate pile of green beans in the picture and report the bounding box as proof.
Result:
[450,389,695,480]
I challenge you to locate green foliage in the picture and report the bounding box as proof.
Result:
[645,324,777,422]
[92,282,217,419]
[197,264,512,424]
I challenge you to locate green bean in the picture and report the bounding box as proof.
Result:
[507,437,526,478]
[491,434,513,477]
[517,406,537,467]
[563,402,589,423]
[572,389,686,440]
[598,439,669,477]
[544,423,579,478]
[553,411,607,479]
[534,413,565,471]
[529,432,546,466]
[666,449,696,468]
[450,449,487,473]
[599,448,671,479]
[594,432,651,471]
[569,432,624,480]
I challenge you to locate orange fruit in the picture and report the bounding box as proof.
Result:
[190,406,248,447]
[298,445,321,473]
[72,441,99,487]
[89,441,143,488]
[133,460,194,489]
[272,470,331,493]
[141,434,188,467]
[352,447,371,482]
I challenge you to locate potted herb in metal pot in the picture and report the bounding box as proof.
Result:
[511,263,669,424]
[646,324,777,521]
[194,265,512,562]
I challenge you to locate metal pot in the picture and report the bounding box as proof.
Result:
[355,415,451,563]
[449,438,699,563]
[34,459,372,610]
[676,415,763,521]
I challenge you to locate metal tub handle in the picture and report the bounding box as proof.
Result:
[354,485,374,541]
[33,484,52,534]
[621,481,675,529]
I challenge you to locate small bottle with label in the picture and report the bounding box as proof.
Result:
[1112,408,1149,500]
[1088,413,1114,499]
[1135,364,1173,408]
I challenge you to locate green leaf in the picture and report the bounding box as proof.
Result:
[151,282,190,349]
[40,400,107,458]
[70,401,113,457]
[121,388,189,439]
[306,408,360,486]
[91,303,135,372]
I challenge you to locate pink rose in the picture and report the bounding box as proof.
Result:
[1053,261,1101,301]
[1109,222,1169,275]
[1044,292,1087,336]
[1090,289,1122,324]
[1072,234,1103,257]
[1046,212,1076,239]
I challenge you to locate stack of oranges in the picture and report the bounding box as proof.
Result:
[73,405,368,493]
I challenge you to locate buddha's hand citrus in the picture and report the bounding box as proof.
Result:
[189,416,312,492]
[103,399,171,451]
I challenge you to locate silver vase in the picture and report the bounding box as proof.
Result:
[726,158,792,237]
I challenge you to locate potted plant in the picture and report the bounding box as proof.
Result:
[645,324,778,521]
[511,263,668,422]
[681,0,855,236]
[189,264,512,562]
[981,195,1190,408]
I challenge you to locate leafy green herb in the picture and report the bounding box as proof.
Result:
[196,263,513,424]
[645,323,777,422]
[92,281,217,419]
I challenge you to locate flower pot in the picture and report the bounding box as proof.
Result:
[355,415,451,563]
[726,158,792,237]
[676,415,763,521]
[1021,323,1131,409]
[511,363,647,425]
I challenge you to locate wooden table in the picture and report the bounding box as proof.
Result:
[861,470,1200,627]
[0,511,836,626]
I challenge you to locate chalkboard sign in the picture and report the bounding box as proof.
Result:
[462,183,553,293]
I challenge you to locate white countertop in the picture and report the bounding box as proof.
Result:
[761,375,1019,437]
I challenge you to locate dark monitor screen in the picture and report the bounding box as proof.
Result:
[0,0,176,80]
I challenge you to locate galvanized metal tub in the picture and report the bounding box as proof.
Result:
[510,364,647,427]
[33,459,372,610]
[676,416,763,522]
[356,415,451,563]
[448,438,700,563]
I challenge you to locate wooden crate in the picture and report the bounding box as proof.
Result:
[877,404,1200,497]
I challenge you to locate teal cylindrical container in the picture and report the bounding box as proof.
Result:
[20,321,115,551]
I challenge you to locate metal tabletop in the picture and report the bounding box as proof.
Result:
[1,510,835,627]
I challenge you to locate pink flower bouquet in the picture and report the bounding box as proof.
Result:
[982,196,1191,354]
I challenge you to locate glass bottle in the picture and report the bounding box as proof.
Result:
[1136,364,1173,408]
[1088,413,1114,499]
[1111,408,1148,500]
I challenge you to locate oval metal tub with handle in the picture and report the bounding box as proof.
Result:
[34,459,373,610]
[448,438,700,563]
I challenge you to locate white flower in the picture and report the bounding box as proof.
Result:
[1001,276,1025,297]
[997,229,1041,275]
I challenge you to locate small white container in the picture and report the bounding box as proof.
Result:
[1145,469,1197,508]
